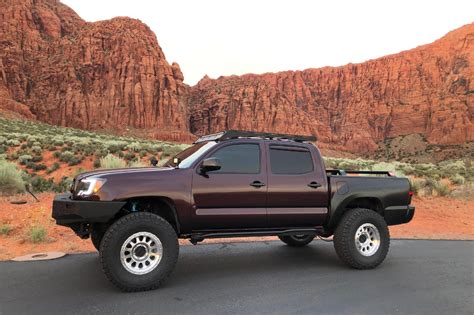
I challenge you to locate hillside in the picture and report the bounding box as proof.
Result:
[189,24,474,157]
[0,0,472,159]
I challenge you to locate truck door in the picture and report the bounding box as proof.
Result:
[191,141,268,230]
[265,143,328,227]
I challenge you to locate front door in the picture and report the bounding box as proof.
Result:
[191,141,267,230]
[266,143,328,227]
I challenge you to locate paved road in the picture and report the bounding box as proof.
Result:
[0,240,472,314]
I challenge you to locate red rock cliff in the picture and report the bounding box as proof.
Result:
[0,0,191,141]
[189,24,473,152]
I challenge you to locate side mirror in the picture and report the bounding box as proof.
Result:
[200,158,221,174]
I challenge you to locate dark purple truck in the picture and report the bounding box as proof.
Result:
[52,131,415,291]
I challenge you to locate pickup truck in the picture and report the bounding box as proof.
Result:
[52,130,415,292]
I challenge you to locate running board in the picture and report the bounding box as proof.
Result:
[188,228,323,245]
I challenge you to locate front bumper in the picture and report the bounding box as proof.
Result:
[52,193,126,226]
[384,205,415,226]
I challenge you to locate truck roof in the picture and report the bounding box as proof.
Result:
[194,130,317,144]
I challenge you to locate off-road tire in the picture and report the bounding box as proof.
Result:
[90,228,105,252]
[278,235,315,247]
[334,208,390,269]
[99,212,179,292]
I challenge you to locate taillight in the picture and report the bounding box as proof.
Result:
[408,191,414,197]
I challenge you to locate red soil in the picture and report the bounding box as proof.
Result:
[0,194,472,261]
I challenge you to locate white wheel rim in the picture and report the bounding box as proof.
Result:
[354,223,380,257]
[120,232,163,275]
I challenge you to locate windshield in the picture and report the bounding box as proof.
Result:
[164,141,217,168]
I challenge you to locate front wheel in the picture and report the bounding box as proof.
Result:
[100,212,179,292]
[278,234,315,247]
[333,208,390,269]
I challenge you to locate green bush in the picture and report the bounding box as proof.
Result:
[6,139,20,147]
[53,151,61,158]
[0,160,25,195]
[31,155,43,162]
[31,145,42,153]
[18,154,33,165]
[29,225,47,243]
[0,224,12,235]
[434,181,450,196]
[93,159,101,168]
[128,160,145,168]
[46,162,60,174]
[30,176,54,192]
[59,151,74,162]
[100,154,126,169]
[124,152,135,161]
[450,174,465,185]
[32,163,47,171]
[68,157,81,166]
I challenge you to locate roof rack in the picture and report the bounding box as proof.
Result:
[194,130,317,144]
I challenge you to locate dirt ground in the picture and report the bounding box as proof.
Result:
[0,193,472,260]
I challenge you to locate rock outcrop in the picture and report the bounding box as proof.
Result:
[0,0,192,141]
[1,0,472,154]
[189,24,473,153]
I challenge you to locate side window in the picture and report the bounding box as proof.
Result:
[270,147,313,174]
[209,144,260,174]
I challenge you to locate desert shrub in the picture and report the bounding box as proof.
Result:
[47,145,57,151]
[6,139,20,147]
[433,180,451,196]
[100,154,126,169]
[30,176,54,192]
[118,151,125,158]
[53,151,61,158]
[59,151,74,163]
[450,174,465,185]
[0,224,12,235]
[54,177,73,193]
[124,152,135,161]
[0,160,25,195]
[68,157,81,166]
[94,149,108,158]
[126,142,142,152]
[32,163,47,171]
[0,145,5,154]
[128,160,145,168]
[46,162,60,174]
[93,159,101,168]
[8,152,18,161]
[28,225,47,243]
[20,143,28,149]
[408,177,424,196]
[31,155,43,162]
[18,154,33,165]
[139,150,148,158]
[0,136,6,144]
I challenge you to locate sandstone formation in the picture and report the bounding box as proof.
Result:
[0,0,192,141]
[189,24,473,153]
[0,0,472,155]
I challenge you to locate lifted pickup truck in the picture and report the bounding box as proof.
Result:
[52,130,415,292]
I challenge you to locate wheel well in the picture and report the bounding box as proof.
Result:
[328,197,384,231]
[345,197,383,214]
[117,197,180,234]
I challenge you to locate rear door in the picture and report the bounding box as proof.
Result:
[191,141,267,230]
[266,143,328,227]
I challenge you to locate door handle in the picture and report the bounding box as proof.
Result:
[250,181,266,188]
[308,181,322,189]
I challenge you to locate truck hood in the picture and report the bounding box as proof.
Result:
[75,167,175,181]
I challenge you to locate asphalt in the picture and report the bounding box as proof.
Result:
[0,240,472,315]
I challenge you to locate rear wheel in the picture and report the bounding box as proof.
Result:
[100,212,179,292]
[278,234,315,247]
[333,208,389,269]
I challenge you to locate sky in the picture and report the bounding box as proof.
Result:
[62,0,473,85]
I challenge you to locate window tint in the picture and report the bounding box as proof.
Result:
[270,147,313,174]
[209,144,260,174]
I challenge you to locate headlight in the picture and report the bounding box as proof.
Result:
[76,178,106,196]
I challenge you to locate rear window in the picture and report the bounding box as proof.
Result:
[270,147,313,174]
